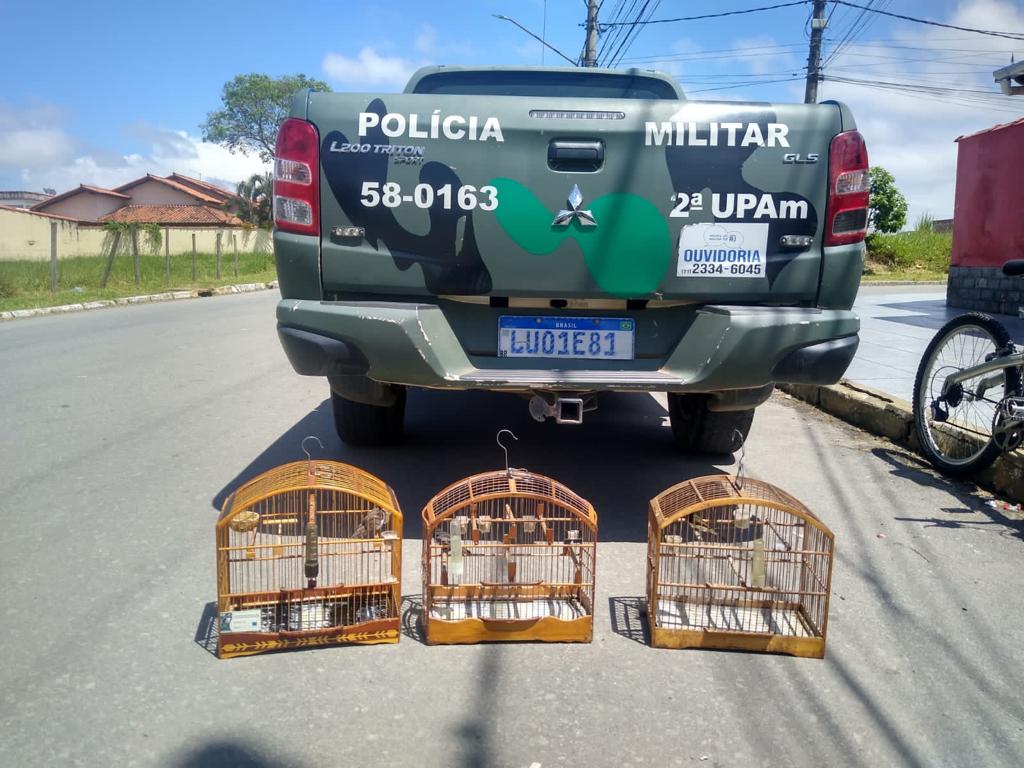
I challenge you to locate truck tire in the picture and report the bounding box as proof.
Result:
[667,393,754,455]
[331,387,406,446]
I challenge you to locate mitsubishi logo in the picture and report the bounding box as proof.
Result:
[552,184,597,227]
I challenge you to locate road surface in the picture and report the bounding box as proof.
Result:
[2,291,1022,767]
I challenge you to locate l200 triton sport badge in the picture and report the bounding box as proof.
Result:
[552,184,597,228]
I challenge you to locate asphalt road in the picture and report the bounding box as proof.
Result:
[2,291,1023,768]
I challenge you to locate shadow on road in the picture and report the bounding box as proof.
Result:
[170,741,304,768]
[870,446,1024,541]
[193,601,218,658]
[400,594,426,644]
[607,596,649,646]
[212,389,732,543]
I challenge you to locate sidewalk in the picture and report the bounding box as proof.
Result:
[848,284,1024,402]
[781,283,1024,502]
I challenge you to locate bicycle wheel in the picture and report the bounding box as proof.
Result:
[913,313,1021,476]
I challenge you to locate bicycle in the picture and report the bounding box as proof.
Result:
[913,259,1024,476]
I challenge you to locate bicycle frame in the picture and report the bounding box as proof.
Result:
[940,349,1024,399]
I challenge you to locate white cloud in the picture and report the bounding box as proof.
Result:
[322,47,418,89]
[0,102,77,170]
[0,101,267,193]
[415,24,438,55]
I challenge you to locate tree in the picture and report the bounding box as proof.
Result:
[234,172,273,228]
[868,166,908,233]
[202,73,331,162]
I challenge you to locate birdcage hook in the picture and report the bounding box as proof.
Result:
[734,429,747,491]
[496,429,518,475]
[301,435,324,461]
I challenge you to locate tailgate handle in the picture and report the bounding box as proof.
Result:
[548,140,604,172]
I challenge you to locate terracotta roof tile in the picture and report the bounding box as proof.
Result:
[167,173,238,201]
[99,204,245,226]
[30,183,130,211]
[114,174,223,204]
[956,116,1024,142]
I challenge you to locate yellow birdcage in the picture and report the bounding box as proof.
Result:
[647,475,834,657]
[215,453,402,658]
[422,467,598,645]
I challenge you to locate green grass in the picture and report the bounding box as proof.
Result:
[0,251,277,312]
[864,230,952,282]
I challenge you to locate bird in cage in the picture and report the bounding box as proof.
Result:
[352,507,388,538]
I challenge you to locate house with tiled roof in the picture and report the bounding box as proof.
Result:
[31,184,131,221]
[114,174,226,206]
[166,173,237,205]
[1,173,267,263]
[28,173,242,225]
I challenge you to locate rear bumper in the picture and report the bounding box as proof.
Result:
[276,299,859,392]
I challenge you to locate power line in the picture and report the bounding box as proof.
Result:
[597,1,811,27]
[493,15,578,66]
[606,0,661,67]
[831,1,1024,41]
[684,76,804,94]
[824,74,1024,112]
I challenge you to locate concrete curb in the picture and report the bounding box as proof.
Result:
[861,279,947,286]
[0,281,279,322]
[779,380,1024,504]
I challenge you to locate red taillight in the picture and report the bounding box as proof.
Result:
[824,130,869,247]
[273,118,320,236]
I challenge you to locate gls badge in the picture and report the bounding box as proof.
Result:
[783,153,820,164]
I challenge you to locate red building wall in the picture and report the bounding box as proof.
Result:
[951,118,1024,268]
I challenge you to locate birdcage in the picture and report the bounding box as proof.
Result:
[215,456,402,658]
[647,475,834,657]
[422,469,598,644]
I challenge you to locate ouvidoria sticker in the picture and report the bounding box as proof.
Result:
[677,222,769,278]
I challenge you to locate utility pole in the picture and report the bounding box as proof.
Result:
[583,0,599,67]
[804,0,827,103]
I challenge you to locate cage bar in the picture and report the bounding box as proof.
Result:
[647,475,834,657]
[216,460,402,658]
[422,469,597,644]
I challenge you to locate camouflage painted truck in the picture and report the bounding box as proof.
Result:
[272,66,869,451]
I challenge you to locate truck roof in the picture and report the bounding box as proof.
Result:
[404,65,684,100]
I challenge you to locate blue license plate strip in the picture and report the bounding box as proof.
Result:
[498,316,635,360]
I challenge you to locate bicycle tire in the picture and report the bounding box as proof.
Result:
[912,313,1020,476]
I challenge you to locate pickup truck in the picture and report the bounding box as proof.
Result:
[272,66,868,452]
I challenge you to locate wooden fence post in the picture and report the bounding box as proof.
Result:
[215,231,222,279]
[49,221,58,292]
[165,227,170,280]
[233,233,238,278]
[100,231,121,288]
[191,233,197,281]
[131,227,140,285]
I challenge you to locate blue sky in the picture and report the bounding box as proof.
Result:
[1,0,1021,222]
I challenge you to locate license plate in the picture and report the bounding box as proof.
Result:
[498,316,635,360]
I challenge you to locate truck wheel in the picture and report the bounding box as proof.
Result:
[331,387,406,446]
[667,394,754,455]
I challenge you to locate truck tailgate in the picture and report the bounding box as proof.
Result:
[308,92,843,302]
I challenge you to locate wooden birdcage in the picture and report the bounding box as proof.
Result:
[216,458,402,658]
[422,469,598,645]
[647,475,834,657]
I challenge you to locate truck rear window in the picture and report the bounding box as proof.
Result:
[411,70,679,100]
